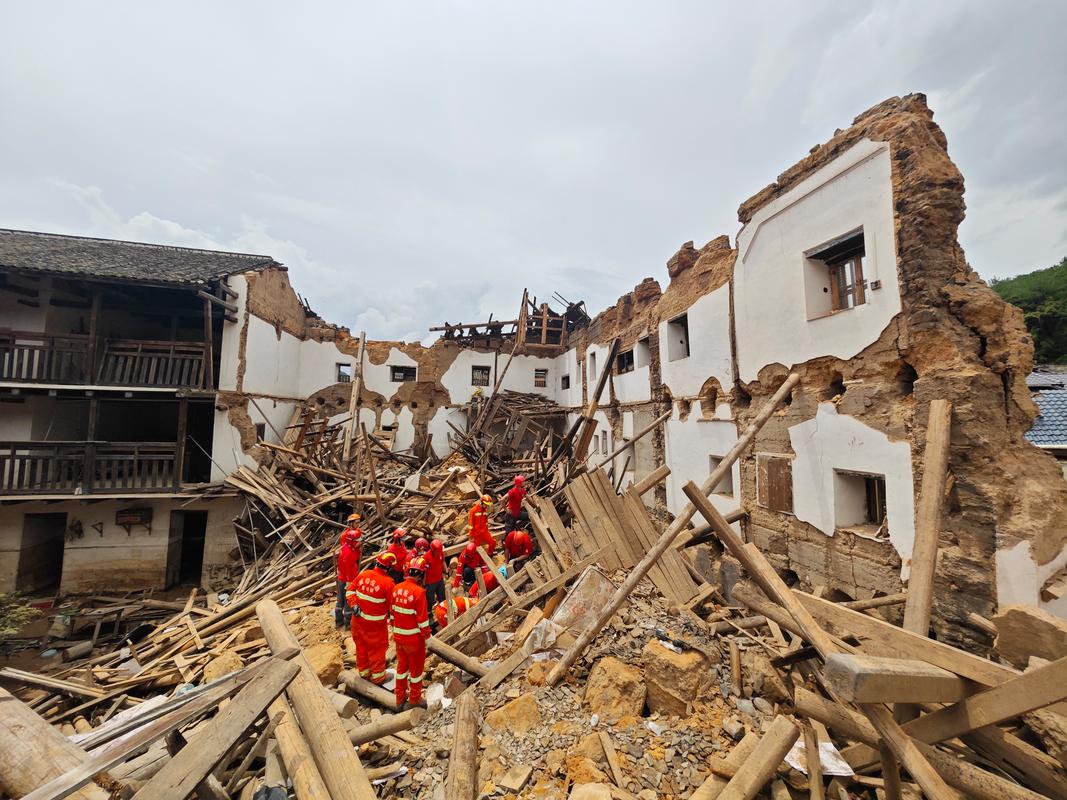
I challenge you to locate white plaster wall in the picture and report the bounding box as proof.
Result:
[658,285,733,399]
[440,351,556,405]
[734,140,901,383]
[995,539,1067,619]
[391,406,416,453]
[585,344,609,406]
[789,403,916,578]
[363,348,418,397]
[613,362,652,404]
[554,348,583,409]
[241,316,302,398]
[428,406,469,458]
[217,274,248,393]
[296,337,355,396]
[663,413,740,520]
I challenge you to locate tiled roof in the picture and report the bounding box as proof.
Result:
[0,228,281,287]
[1026,389,1067,447]
[1027,367,1067,389]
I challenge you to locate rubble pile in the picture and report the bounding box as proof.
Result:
[2,375,1067,800]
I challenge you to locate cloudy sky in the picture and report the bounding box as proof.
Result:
[1,2,1064,341]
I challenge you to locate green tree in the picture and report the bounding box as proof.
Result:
[991,256,1067,364]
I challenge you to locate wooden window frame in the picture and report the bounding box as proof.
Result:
[534,368,548,388]
[390,365,417,383]
[471,365,491,387]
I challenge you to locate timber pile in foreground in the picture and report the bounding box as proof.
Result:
[2,382,1067,799]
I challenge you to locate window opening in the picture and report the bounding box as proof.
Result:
[336,363,352,383]
[667,315,690,361]
[616,350,635,374]
[534,368,548,388]
[708,455,734,498]
[561,374,571,390]
[390,365,417,383]
[471,365,491,387]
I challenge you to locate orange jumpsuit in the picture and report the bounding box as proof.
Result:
[467,502,497,554]
[346,566,395,684]
[390,578,431,706]
[433,595,477,629]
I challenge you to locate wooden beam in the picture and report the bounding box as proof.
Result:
[197,290,238,314]
[903,399,952,636]
[691,731,760,800]
[546,373,800,685]
[630,463,671,497]
[347,707,427,745]
[718,716,800,800]
[843,653,1067,769]
[0,688,108,800]
[427,637,489,678]
[268,696,331,800]
[823,653,969,704]
[445,692,481,800]
[257,600,377,800]
[130,659,298,800]
[683,484,961,800]
[794,688,1049,800]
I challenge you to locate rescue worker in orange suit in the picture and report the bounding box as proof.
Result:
[346,552,396,685]
[504,528,536,573]
[433,594,477,629]
[452,541,483,593]
[424,538,446,611]
[468,565,499,598]
[386,529,408,583]
[467,495,497,555]
[504,475,528,529]
[390,555,431,709]
[334,514,362,627]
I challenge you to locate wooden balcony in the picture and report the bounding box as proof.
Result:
[0,329,209,388]
[0,441,180,495]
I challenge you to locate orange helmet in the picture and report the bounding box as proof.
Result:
[408,556,429,578]
[480,494,493,506]
[346,512,361,523]
[392,528,406,541]
[376,552,397,570]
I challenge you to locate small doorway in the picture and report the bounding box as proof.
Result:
[166,510,207,587]
[17,513,67,594]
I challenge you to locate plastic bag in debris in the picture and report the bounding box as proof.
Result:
[550,566,615,633]
[785,737,854,777]
[425,682,450,710]
[524,618,568,653]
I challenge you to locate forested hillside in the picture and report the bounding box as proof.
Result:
[991,256,1067,364]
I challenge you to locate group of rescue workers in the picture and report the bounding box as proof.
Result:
[332,475,537,709]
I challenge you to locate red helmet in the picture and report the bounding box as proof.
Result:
[392,528,406,541]
[430,539,444,556]
[376,552,397,570]
[514,475,525,486]
[415,537,429,552]
[464,541,479,557]
[408,556,429,577]
[341,529,361,546]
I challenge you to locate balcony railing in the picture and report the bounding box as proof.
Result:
[0,331,91,383]
[0,330,208,388]
[0,441,180,495]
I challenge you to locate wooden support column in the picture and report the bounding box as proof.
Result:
[342,330,367,462]
[202,297,214,390]
[174,396,188,491]
[87,287,101,381]
[902,399,952,636]
[257,600,377,800]
[83,394,98,494]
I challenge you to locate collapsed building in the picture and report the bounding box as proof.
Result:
[3,94,1064,636]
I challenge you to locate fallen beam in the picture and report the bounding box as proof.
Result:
[257,600,377,800]
[340,669,400,710]
[445,692,481,800]
[347,707,427,746]
[823,653,969,704]
[794,688,1048,800]
[718,716,799,800]
[0,688,109,800]
[428,637,490,678]
[268,696,331,800]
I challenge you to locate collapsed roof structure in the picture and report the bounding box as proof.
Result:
[3,94,1067,800]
